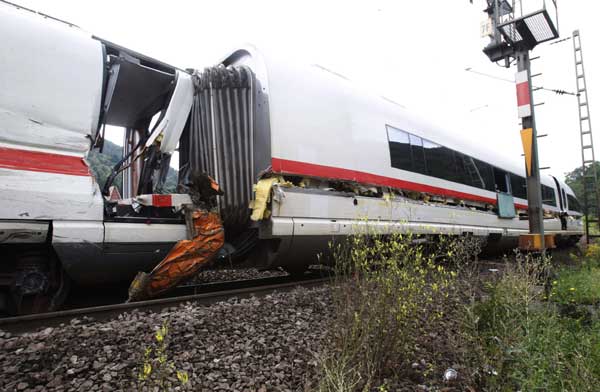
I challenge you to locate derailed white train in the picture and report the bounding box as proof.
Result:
[217,47,583,266]
[0,2,582,313]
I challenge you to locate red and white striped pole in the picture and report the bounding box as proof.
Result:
[516,51,546,251]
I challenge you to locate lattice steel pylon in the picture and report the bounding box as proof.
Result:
[573,30,600,242]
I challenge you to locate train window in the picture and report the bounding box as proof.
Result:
[453,152,470,187]
[493,168,509,193]
[385,125,530,198]
[409,134,427,174]
[458,155,483,189]
[567,194,581,212]
[562,189,567,207]
[510,174,527,199]
[474,159,495,191]
[387,126,412,171]
[542,185,557,207]
[424,140,458,182]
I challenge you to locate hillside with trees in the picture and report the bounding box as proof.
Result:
[565,162,600,214]
[87,140,178,195]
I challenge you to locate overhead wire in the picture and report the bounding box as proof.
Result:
[464,67,580,97]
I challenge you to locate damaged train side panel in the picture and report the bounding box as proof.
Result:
[0,2,221,310]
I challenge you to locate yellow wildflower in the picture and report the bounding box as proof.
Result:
[177,370,189,384]
[139,362,151,380]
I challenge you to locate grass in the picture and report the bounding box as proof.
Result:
[473,254,600,391]
[552,266,600,305]
[551,243,600,305]
[317,232,600,392]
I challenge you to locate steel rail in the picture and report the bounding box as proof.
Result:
[0,274,331,334]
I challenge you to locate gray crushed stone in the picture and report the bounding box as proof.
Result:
[0,286,332,391]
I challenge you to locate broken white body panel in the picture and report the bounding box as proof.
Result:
[264,188,581,238]
[0,167,104,222]
[258,188,582,269]
[0,4,103,155]
[147,71,195,154]
[0,3,193,289]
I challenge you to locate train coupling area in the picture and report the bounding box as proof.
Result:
[127,173,224,302]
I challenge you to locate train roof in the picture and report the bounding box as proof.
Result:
[223,45,559,189]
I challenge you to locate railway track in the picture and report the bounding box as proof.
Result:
[0,272,331,334]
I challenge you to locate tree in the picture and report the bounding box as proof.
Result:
[87,140,178,195]
[564,161,600,214]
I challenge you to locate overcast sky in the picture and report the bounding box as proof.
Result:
[14,0,600,181]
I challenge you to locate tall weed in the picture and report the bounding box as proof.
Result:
[318,231,482,391]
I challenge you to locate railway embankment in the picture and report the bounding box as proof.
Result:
[0,286,332,391]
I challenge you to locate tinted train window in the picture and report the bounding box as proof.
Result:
[510,174,527,199]
[385,125,524,197]
[409,134,427,174]
[567,194,582,212]
[542,185,557,207]
[475,159,495,191]
[387,126,412,171]
[424,140,458,182]
[458,155,483,188]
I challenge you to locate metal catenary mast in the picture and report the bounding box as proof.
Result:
[573,30,600,242]
[480,0,559,251]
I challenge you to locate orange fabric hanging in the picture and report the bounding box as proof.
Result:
[128,209,224,301]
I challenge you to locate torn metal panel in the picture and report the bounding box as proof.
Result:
[103,56,175,128]
[250,177,281,221]
[0,3,103,142]
[144,71,194,154]
[0,109,91,155]
[249,177,294,221]
[0,167,103,221]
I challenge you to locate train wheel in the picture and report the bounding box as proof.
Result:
[9,251,70,315]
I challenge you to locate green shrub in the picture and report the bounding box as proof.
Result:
[317,231,482,391]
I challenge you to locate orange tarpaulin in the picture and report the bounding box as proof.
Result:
[128,209,224,301]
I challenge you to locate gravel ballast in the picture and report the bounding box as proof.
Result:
[0,286,332,391]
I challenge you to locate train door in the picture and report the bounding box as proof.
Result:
[551,176,567,230]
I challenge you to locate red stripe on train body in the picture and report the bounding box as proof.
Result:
[0,147,90,176]
[272,157,529,210]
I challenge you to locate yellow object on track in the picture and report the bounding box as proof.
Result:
[128,209,224,302]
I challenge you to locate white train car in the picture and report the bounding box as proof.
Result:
[187,46,583,270]
[0,2,583,313]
